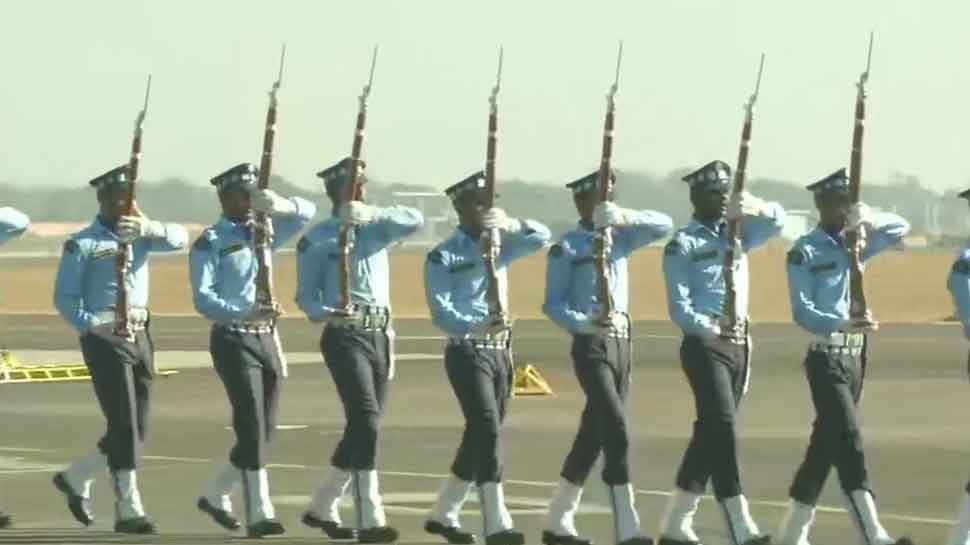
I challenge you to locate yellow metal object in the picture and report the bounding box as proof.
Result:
[512,364,553,396]
[0,350,177,384]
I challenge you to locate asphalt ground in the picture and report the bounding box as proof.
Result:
[0,315,968,545]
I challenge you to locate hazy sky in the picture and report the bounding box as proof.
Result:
[1,0,967,192]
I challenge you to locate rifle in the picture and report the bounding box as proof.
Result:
[720,54,765,338]
[847,31,876,327]
[338,45,379,311]
[253,46,286,317]
[593,42,623,324]
[483,47,505,320]
[114,75,152,340]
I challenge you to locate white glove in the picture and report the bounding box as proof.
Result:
[847,202,874,230]
[593,202,632,229]
[251,189,297,215]
[117,215,165,242]
[726,191,768,220]
[481,207,522,232]
[337,201,378,225]
[472,314,511,337]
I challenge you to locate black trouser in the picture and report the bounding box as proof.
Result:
[210,326,281,471]
[561,333,632,486]
[789,345,870,505]
[321,325,391,470]
[445,341,513,485]
[674,334,749,499]
[79,325,154,471]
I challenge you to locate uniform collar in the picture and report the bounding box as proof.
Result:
[686,217,726,237]
[93,215,120,239]
[457,224,482,243]
[578,220,595,232]
[217,215,255,231]
[809,224,846,247]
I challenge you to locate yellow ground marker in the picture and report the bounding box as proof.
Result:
[512,364,553,396]
[0,350,177,384]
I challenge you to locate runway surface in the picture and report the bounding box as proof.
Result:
[0,315,966,544]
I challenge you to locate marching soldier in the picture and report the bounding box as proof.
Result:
[660,160,784,545]
[0,205,29,529]
[52,165,188,534]
[0,206,29,246]
[295,157,424,542]
[542,171,673,545]
[946,188,970,545]
[776,169,912,545]
[190,163,315,538]
[423,172,550,545]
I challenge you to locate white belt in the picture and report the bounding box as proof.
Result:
[449,330,510,350]
[93,309,149,329]
[221,322,273,334]
[810,332,865,355]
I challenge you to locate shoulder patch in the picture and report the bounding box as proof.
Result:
[953,260,970,276]
[664,239,683,256]
[63,239,79,255]
[428,250,444,265]
[787,249,806,266]
[297,236,309,253]
[193,236,211,251]
[548,244,563,258]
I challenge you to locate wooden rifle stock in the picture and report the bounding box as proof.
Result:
[721,54,764,335]
[483,47,504,319]
[847,32,874,324]
[114,75,151,340]
[339,45,378,311]
[594,42,623,323]
[254,46,286,313]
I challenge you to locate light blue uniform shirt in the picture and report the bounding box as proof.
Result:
[0,207,29,244]
[190,197,315,324]
[53,216,189,333]
[787,213,910,336]
[544,211,673,334]
[425,220,551,337]
[663,203,786,337]
[295,206,424,321]
[948,243,970,339]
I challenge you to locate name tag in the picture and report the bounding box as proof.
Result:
[810,262,837,273]
[91,248,117,260]
[691,249,718,262]
[449,262,475,273]
[220,243,245,257]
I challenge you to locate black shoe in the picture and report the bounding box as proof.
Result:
[617,538,654,545]
[302,511,356,539]
[426,520,476,544]
[740,537,770,545]
[657,538,700,545]
[52,472,94,526]
[114,516,157,534]
[485,529,525,545]
[247,519,286,538]
[895,538,916,545]
[197,497,240,530]
[541,530,593,545]
[0,511,10,529]
[358,525,399,543]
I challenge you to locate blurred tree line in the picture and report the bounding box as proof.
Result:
[2,169,965,243]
